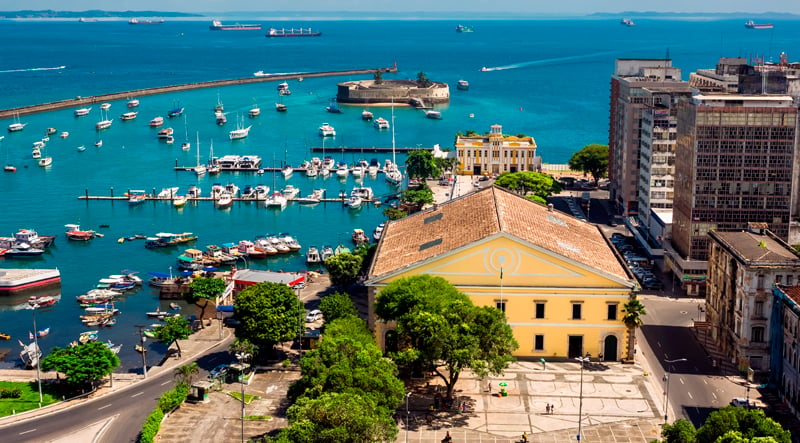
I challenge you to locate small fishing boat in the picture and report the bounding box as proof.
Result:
[127,98,140,108]
[60,131,69,138]
[65,224,97,241]
[0,332,9,340]
[173,195,188,207]
[352,228,369,245]
[100,103,111,111]
[120,111,138,121]
[361,110,374,121]
[28,296,57,307]
[37,327,50,338]
[150,116,164,127]
[74,107,92,117]
[77,145,86,152]
[94,140,103,147]
[249,105,261,117]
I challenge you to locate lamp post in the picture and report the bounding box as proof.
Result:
[575,354,591,441]
[236,352,250,443]
[135,325,148,379]
[26,303,43,407]
[405,391,412,443]
[663,358,688,423]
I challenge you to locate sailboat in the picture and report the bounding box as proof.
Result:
[38,143,52,167]
[194,132,206,176]
[214,92,224,112]
[181,114,191,151]
[3,137,14,172]
[208,139,220,174]
[8,113,27,132]
[229,115,251,140]
[249,102,261,117]
[385,101,403,185]
[275,93,287,112]
[95,109,113,130]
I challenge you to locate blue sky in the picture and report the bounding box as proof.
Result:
[0,1,798,14]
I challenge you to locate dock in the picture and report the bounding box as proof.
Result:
[0,65,398,119]
[310,146,432,153]
[77,192,390,205]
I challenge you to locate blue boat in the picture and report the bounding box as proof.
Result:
[326,99,342,113]
[167,107,184,118]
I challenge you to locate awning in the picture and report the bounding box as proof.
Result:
[148,272,171,278]
[216,305,234,312]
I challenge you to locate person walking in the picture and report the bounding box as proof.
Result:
[441,430,453,443]
[522,431,528,442]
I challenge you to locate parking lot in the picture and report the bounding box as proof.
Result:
[609,232,663,290]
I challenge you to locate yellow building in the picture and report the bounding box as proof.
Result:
[366,186,637,361]
[455,124,541,176]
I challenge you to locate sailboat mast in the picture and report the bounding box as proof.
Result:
[195,132,200,166]
[391,99,396,164]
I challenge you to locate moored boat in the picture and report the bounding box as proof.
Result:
[28,295,57,307]
[65,224,97,241]
[352,228,369,245]
[306,246,321,264]
[361,110,374,121]
[128,190,147,205]
[373,117,389,129]
[266,27,321,37]
[150,116,164,127]
[121,111,138,121]
[425,110,442,119]
[457,79,469,90]
[373,223,385,241]
[318,123,336,137]
[74,107,92,116]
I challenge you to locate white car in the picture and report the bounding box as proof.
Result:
[730,397,749,407]
[305,309,323,323]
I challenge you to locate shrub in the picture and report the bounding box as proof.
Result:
[139,408,164,443]
[0,387,22,398]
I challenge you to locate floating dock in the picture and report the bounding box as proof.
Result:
[0,268,61,294]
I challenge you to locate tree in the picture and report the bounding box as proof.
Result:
[234,282,303,347]
[494,172,562,204]
[375,275,519,399]
[434,155,458,175]
[400,186,434,210]
[187,277,227,328]
[153,315,193,358]
[416,71,432,88]
[281,392,398,443]
[373,70,383,84]
[40,341,120,387]
[405,149,441,179]
[568,143,609,185]
[382,207,407,221]
[318,292,359,323]
[229,337,256,360]
[621,298,646,361]
[661,419,697,443]
[173,362,199,385]
[323,253,363,287]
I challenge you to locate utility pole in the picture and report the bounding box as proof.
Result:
[134,325,148,379]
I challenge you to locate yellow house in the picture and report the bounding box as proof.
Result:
[366,186,637,361]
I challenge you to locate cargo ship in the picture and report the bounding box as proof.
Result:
[209,20,262,31]
[744,20,773,29]
[266,27,322,37]
[128,18,164,25]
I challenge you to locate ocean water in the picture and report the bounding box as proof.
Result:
[0,18,797,369]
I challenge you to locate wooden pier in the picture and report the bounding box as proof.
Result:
[77,193,386,205]
[0,65,398,119]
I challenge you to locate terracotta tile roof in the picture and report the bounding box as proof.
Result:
[779,285,800,307]
[369,186,629,281]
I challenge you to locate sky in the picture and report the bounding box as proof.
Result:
[0,0,799,14]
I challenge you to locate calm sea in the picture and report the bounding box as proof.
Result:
[0,18,796,369]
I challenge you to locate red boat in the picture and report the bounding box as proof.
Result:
[28,296,57,308]
[65,224,97,241]
[3,165,15,172]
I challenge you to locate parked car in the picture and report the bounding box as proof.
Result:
[210,364,229,378]
[305,309,323,323]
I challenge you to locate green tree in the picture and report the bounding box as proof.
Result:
[319,292,359,323]
[375,275,518,399]
[229,337,256,360]
[40,341,120,387]
[661,418,697,443]
[323,253,363,287]
[400,186,434,210]
[173,362,199,385]
[373,70,383,84]
[697,407,789,443]
[281,392,398,443]
[234,282,303,347]
[382,207,407,221]
[434,155,458,175]
[568,143,609,185]
[416,71,432,88]
[187,277,227,328]
[494,172,562,204]
[621,298,646,361]
[321,315,375,345]
[153,315,193,358]
[405,149,441,180]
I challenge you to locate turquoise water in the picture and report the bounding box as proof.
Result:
[0,18,797,369]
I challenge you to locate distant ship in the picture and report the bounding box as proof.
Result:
[620,18,635,27]
[209,20,262,31]
[266,27,321,37]
[129,18,164,25]
[456,24,474,33]
[744,20,773,29]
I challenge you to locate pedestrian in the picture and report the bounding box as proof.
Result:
[441,431,453,443]
[488,382,492,393]
[551,404,556,415]
[546,403,551,414]
[522,431,528,442]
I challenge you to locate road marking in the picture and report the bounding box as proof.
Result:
[161,380,171,386]
[98,404,112,410]
[19,429,36,435]
[703,379,708,385]
[657,341,662,348]
[688,392,694,399]
[131,391,144,398]
[712,393,717,400]
[679,378,685,385]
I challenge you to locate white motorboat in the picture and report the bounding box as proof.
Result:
[38,156,52,167]
[216,191,233,208]
[373,117,390,129]
[306,246,321,264]
[281,185,300,199]
[282,165,293,177]
[187,185,201,198]
[59,131,69,138]
[351,186,374,200]
[31,148,41,159]
[157,187,179,199]
[121,111,138,121]
[249,106,261,117]
[320,246,334,261]
[361,110,374,121]
[94,140,102,147]
[347,194,362,209]
[336,163,349,178]
[74,107,92,116]
[253,185,270,199]
[127,98,140,108]
[295,188,325,204]
[306,166,318,178]
[100,103,111,110]
[425,110,442,119]
[173,195,188,207]
[373,223,386,241]
[265,192,287,209]
[318,123,336,137]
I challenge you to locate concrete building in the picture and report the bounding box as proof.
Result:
[455,124,541,176]
[706,225,800,375]
[609,59,688,217]
[770,284,800,418]
[366,186,637,360]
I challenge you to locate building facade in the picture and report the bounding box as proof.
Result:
[366,186,637,360]
[455,124,541,176]
[770,284,800,419]
[609,58,687,217]
[672,94,799,263]
[706,226,800,375]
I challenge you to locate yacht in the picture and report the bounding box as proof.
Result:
[306,247,321,264]
[361,110,374,121]
[229,117,252,140]
[74,107,92,116]
[318,123,336,137]
[347,194,362,209]
[336,163,349,178]
[121,112,138,121]
[281,185,300,199]
[281,165,293,178]
[187,185,202,198]
[320,246,334,261]
[457,80,470,90]
[215,191,233,208]
[127,98,140,108]
[265,192,287,209]
[373,117,390,129]
[351,186,374,200]
[253,185,270,200]
[249,105,261,117]
[373,223,385,241]
[100,103,111,111]
[425,110,442,120]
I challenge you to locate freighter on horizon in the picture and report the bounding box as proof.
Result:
[744,20,773,29]
[209,20,262,31]
[128,18,164,25]
[266,27,322,37]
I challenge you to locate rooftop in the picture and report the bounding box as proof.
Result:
[711,230,800,265]
[369,186,629,281]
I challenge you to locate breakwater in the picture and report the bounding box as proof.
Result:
[0,65,397,119]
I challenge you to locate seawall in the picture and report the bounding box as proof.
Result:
[0,65,397,119]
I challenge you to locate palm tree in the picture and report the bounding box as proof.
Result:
[173,362,199,385]
[621,299,647,361]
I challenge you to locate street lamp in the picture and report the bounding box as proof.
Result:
[575,353,591,441]
[663,358,688,423]
[404,391,412,443]
[26,303,43,408]
[236,352,250,443]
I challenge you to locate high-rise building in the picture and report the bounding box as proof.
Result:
[609,59,687,217]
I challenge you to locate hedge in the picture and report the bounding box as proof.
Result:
[139,408,164,443]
